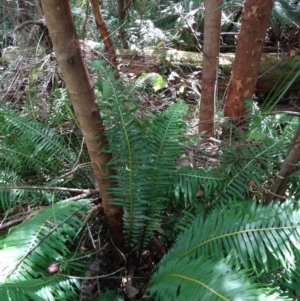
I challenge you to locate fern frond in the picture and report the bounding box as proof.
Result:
[149,255,282,301]
[272,0,299,25]
[0,107,90,188]
[215,136,285,204]
[92,59,188,248]
[172,167,224,205]
[161,200,300,273]
[100,289,124,301]
[105,100,188,248]
[0,276,79,301]
[0,199,90,282]
[138,100,188,250]
[149,200,299,300]
[93,61,188,249]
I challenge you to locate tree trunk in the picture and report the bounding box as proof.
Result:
[17,0,30,23]
[199,0,222,139]
[265,124,300,204]
[40,0,125,250]
[118,0,129,49]
[89,0,119,75]
[223,0,273,125]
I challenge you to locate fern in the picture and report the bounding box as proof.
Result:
[92,61,188,250]
[149,256,281,301]
[172,167,224,205]
[214,136,282,203]
[107,99,187,249]
[272,0,300,26]
[0,107,92,208]
[100,289,124,301]
[149,200,299,300]
[0,276,79,301]
[0,199,90,300]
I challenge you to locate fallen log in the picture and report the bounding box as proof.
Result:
[117,48,300,95]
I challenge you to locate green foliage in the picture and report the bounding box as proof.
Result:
[135,72,168,92]
[149,256,279,301]
[0,106,91,195]
[272,0,300,26]
[0,276,79,301]
[0,199,90,300]
[92,60,188,250]
[100,289,124,301]
[149,200,299,300]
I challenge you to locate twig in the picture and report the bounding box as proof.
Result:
[0,214,33,230]
[58,267,124,280]
[14,19,46,32]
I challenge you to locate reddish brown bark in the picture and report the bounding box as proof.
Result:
[89,0,114,52]
[40,0,125,250]
[89,0,119,76]
[199,0,222,139]
[223,0,273,125]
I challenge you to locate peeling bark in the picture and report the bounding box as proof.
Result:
[223,0,274,125]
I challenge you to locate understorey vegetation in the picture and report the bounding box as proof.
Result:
[0,0,300,300]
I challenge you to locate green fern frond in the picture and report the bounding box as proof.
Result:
[215,136,284,204]
[93,61,188,249]
[272,0,299,25]
[90,60,129,102]
[138,100,188,250]
[0,107,75,164]
[0,276,79,301]
[0,199,90,282]
[173,167,224,205]
[105,100,188,248]
[149,200,299,300]
[149,255,282,301]
[0,107,91,189]
[100,289,124,301]
[0,108,73,182]
[161,200,300,273]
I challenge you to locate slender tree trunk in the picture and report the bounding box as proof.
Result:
[89,0,119,75]
[118,0,129,49]
[265,124,300,204]
[17,0,30,23]
[40,0,125,250]
[223,0,273,126]
[199,0,222,139]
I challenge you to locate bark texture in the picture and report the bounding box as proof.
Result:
[199,0,222,138]
[223,0,274,125]
[40,0,124,250]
